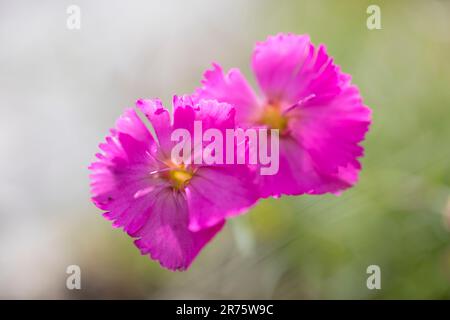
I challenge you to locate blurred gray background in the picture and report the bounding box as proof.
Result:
[0,0,449,299]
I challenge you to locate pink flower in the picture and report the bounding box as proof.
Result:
[89,96,258,271]
[195,33,372,197]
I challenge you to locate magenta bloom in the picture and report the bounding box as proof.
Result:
[89,96,258,270]
[195,33,372,197]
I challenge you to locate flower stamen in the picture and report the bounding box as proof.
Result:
[167,164,193,191]
[260,104,288,131]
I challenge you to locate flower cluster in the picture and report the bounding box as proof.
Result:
[89,33,371,271]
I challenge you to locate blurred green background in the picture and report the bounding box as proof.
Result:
[0,0,449,299]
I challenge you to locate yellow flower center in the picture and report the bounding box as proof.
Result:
[260,104,288,131]
[167,164,193,191]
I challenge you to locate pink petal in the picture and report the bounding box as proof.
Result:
[256,80,371,197]
[89,108,169,228]
[249,33,371,196]
[194,63,262,126]
[288,84,371,180]
[252,33,347,110]
[173,97,259,230]
[89,99,254,271]
[134,189,225,271]
[186,165,259,231]
[190,98,236,132]
[251,33,312,106]
[173,96,236,164]
[258,137,358,197]
[136,98,173,157]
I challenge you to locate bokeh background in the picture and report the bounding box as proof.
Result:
[1,0,449,299]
